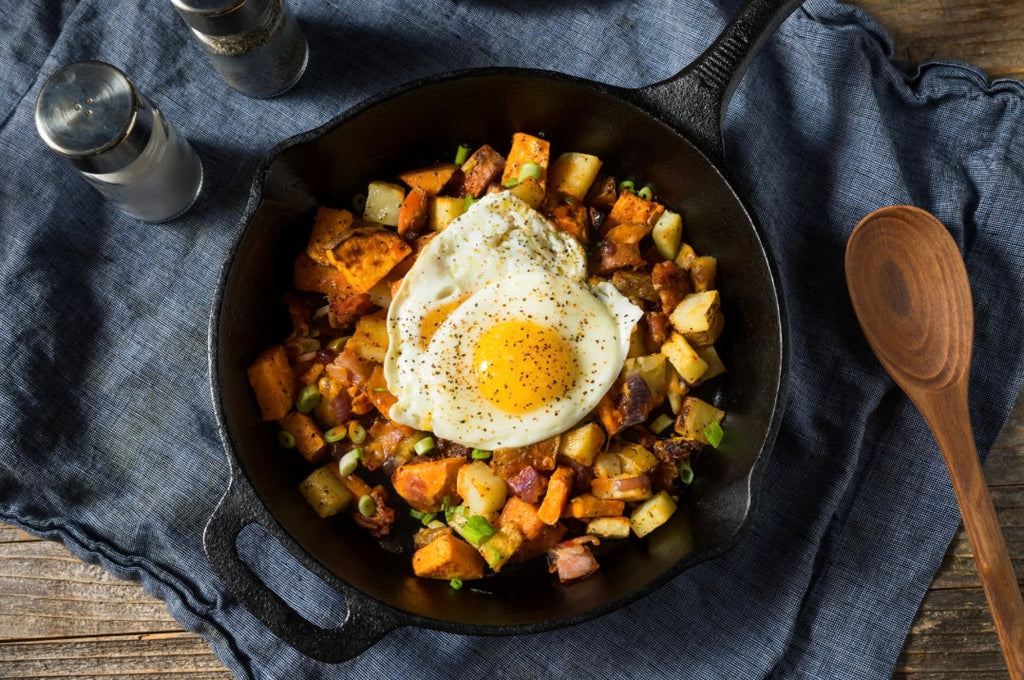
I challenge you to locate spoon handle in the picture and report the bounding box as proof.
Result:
[918,382,1024,679]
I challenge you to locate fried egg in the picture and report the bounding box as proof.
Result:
[384,191,642,449]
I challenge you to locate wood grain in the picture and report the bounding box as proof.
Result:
[2,1,1023,677]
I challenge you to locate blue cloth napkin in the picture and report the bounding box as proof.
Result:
[3,1,1024,677]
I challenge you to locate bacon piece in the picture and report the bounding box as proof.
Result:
[506,465,549,504]
[351,487,396,538]
[547,535,601,583]
[328,292,376,330]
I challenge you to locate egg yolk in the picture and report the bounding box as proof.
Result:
[473,320,575,414]
[420,294,470,348]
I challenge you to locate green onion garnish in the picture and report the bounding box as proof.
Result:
[637,184,654,200]
[326,336,349,352]
[454,143,471,165]
[277,430,296,449]
[518,162,542,181]
[348,421,366,444]
[357,495,376,517]
[414,436,436,455]
[704,420,724,449]
[678,459,694,485]
[503,177,520,188]
[324,426,347,443]
[461,515,496,546]
[463,195,476,210]
[352,193,367,213]
[650,414,674,434]
[295,384,320,414]
[410,509,425,520]
[617,179,635,194]
[470,448,491,460]
[441,496,455,523]
[449,577,464,590]
[337,447,362,476]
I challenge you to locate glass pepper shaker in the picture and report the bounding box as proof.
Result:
[34,61,204,223]
[172,0,309,98]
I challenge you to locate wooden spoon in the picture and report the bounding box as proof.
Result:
[845,205,1024,679]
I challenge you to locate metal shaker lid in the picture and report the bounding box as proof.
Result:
[35,61,154,174]
[170,0,273,37]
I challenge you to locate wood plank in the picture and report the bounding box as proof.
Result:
[0,526,39,544]
[0,631,232,679]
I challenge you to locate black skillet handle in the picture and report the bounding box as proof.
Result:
[631,0,805,166]
[202,474,402,663]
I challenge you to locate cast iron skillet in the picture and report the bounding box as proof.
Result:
[206,0,798,663]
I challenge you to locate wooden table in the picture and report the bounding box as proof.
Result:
[2,2,1023,677]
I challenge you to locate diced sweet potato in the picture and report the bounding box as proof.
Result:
[497,496,547,541]
[307,207,353,265]
[392,457,467,512]
[501,132,549,190]
[332,469,374,499]
[327,228,412,293]
[589,240,645,275]
[278,411,328,464]
[651,260,692,314]
[247,346,296,421]
[601,190,665,235]
[490,436,559,481]
[563,494,625,519]
[399,163,459,196]
[604,221,654,244]
[459,144,506,198]
[547,201,590,243]
[397,187,429,237]
[293,253,355,297]
[536,466,575,525]
[327,292,375,330]
[412,533,485,580]
[365,364,397,420]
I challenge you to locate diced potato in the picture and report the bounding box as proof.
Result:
[478,524,524,572]
[622,354,669,403]
[457,461,507,521]
[630,490,677,538]
[246,345,295,421]
[652,209,683,260]
[299,465,354,517]
[674,242,698,270]
[591,474,653,501]
[563,494,625,519]
[506,178,545,208]
[548,152,602,201]
[392,456,466,512]
[363,181,405,227]
[327,228,412,293]
[610,441,659,475]
[665,365,689,414]
[690,255,717,292]
[557,421,606,467]
[695,345,727,382]
[430,195,467,230]
[675,396,726,444]
[536,466,575,525]
[669,290,723,347]
[346,315,389,363]
[412,533,486,580]
[592,451,622,479]
[627,324,647,358]
[278,411,328,464]
[660,332,709,385]
[307,207,353,265]
[501,132,550,190]
[398,163,459,196]
[586,516,631,539]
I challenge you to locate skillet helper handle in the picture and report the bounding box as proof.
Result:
[203,475,401,664]
[632,0,804,165]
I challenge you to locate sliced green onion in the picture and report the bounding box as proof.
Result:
[463,195,476,210]
[650,413,674,434]
[372,386,389,392]
[295,384,320,413]
[324,426,347,443]
[441,496,455,523]
[470,448,491,460]
[348,421,366,444]
[461,515,496,546]
[704,420,724,449]
[502,177,520,189]
[277,430,296,449]
[410,509,425,520]
[449,577,464,590]
[337,447,363,476]
[326,335,349,352]
[419,512,437,526]
[518,162,542,181]
[357,494,376,516]
[352,192,367,213]
[637,184,654,201]
[454,143,471,165]
[678,459,694,485]
[414,436,436,455]
[617,179,635,194]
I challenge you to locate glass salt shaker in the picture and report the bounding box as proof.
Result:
[35,61,204,223]
[172,0,309,98]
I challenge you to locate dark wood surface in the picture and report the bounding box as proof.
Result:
[2,1,1023,677]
